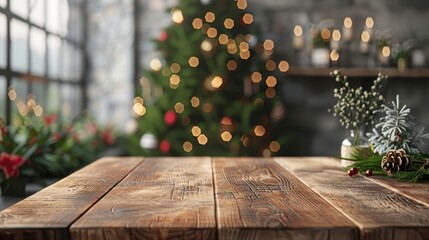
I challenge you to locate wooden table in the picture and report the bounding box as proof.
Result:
[0,157,428,240]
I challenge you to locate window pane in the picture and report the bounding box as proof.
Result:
[47,0,59,34]
[30,27,46,75]
[59,0,69,37]
[68,2,82,43]
[10,78,28,119]
[0,14,6,68]
[62,41,71,80]
[30,0,45,27]
[47,82,60,113]
[0,76,5,119]
[61,84,80,117]
[0,0,6,8]
[48,35,61,78]
[11,19,29,72]
[11,0,29,18]
[31,81,46,109]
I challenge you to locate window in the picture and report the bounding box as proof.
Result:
[0,0,85,123]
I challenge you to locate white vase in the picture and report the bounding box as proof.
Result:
[340,131,370,168]
[311,48,330,68]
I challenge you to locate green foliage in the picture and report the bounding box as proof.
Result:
[367,95,429,154]
[127,0,286,156]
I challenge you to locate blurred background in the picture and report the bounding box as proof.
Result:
[1,0,429,156]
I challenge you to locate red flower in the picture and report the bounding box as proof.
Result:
[164,110,177,126]
[0,152,25,179]
[29,137,38,145]
[160,139,170,153]
[102,130,115,145]
[43,114,57,126]
[159,31,168,42]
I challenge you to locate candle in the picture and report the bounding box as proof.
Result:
[330,29,341,50]
[293,25,304,50]
[360,30,370,53]
[379,46,390,64]
[330,49,340,66]
[364,17,374,36]
[342,17,353,42]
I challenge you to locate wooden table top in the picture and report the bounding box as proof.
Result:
[0,157,428,240]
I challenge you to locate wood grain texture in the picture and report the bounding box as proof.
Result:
[70,157,216,240]
[0,157,143,240]
[275,157,429,240]
[213,157,358,240]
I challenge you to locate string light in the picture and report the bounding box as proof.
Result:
[188,56,199,67]
[265,60,276,71]
[254,125,266,136]
[382,46,390,57]
[207,27,218,38]
[170,74,181,85]
[239,42,249,51]
[171,9,184,24]
[150,58,162,71]
[183,141,193,152]
[221,131,233,142]
[278,61,289,72]
[203,102,213,113]
[8,87,17,100]
[192,18,203,29]
[242,13,253,25]
[201,39,213,52]
[133,103,146,116]
[198,134,208,145]
[33,105,43,116]
[211,76,223,89]
[254,98,264,106]
[191,96,200,107]
[237,0,247,9]
[330,49,340,62]
[344,17,352,28]
[293,25,303,37]
[241,135,250,147]
[265,88,276,98]
[239,51,250,59]
[332,30,341,41]
[227,60,237,71]
[205,12,215,23]
[269,141,280,152]
[265,76,277,87]
[133,96,144,104]
[321,28,331,40]
[174,102,184,113]
[224,18,234,29]
[226,39,237,54]
[361,30,370,43]
[263,39,274,51]
[218,34,228,44]
[191,126,202,137]
[170,63,181,73]
[365,17,374,28]
[251,72,262,83]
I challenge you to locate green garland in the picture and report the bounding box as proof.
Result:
[342,150,429,183]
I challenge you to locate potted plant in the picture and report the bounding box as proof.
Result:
[312,29,331,68]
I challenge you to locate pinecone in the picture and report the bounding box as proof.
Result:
[381,149,412,175]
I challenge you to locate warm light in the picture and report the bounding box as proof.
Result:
[172,9,184,24]
[188,56,199,67]
[242,13,253,25]
[205,12,215,23]
[211,76,223,89]
[365,17,374,28]
[361,30,370,43]
[183,141,193,152]
[330,49,340,62]
[33,105,43,116]
[150,58,162,71]
[224,18,234,29]
[198,134,208,145]
[278,61,289,72]
[227,40,237,54]
[239,51,250,59]
[191,126,201,137]
[263,39,274,51]
[133,96,144,104]
[265,88,276,98]
[203,102,213,113]
[218,34,228,44]
[263,149,271,157]
[170,63,181,73]
[241,135,250,147]
[265,76,277,87]
[293,25,303,37]
[221,116,232,125]
[221,131,233,142]
[321,28,331,40]
[207,27,218,38]
[133,103,146,116]
[265,60,276,71]
[254,125,266,136]
[239,42,249,52]
[254,98,264,106]
[269,141,280,152]
[382,46,390,57]
[227,60,237,71]
[237,0,247,9]
[191,96,200,107]
[192,18,203,29]
[201,39,213,52]
[332,29,341,41]
[8,88,17,101]
[27,97,37,109]
[174,102,184,113]
[251,72,262,83]
[344,17,352,28]
[170,74,181,85]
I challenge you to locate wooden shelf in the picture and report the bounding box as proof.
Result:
[285,67,429,78]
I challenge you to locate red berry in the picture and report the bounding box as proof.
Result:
[365,170,373,177]
[351,167,358,174]
[347,169,356,177]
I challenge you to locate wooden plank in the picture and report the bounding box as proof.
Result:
[0,157,143,240]
[70,157,216,240]
[275,157,429,240]
[213,157,358,240]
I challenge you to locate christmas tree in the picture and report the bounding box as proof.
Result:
[127,0,288,156]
